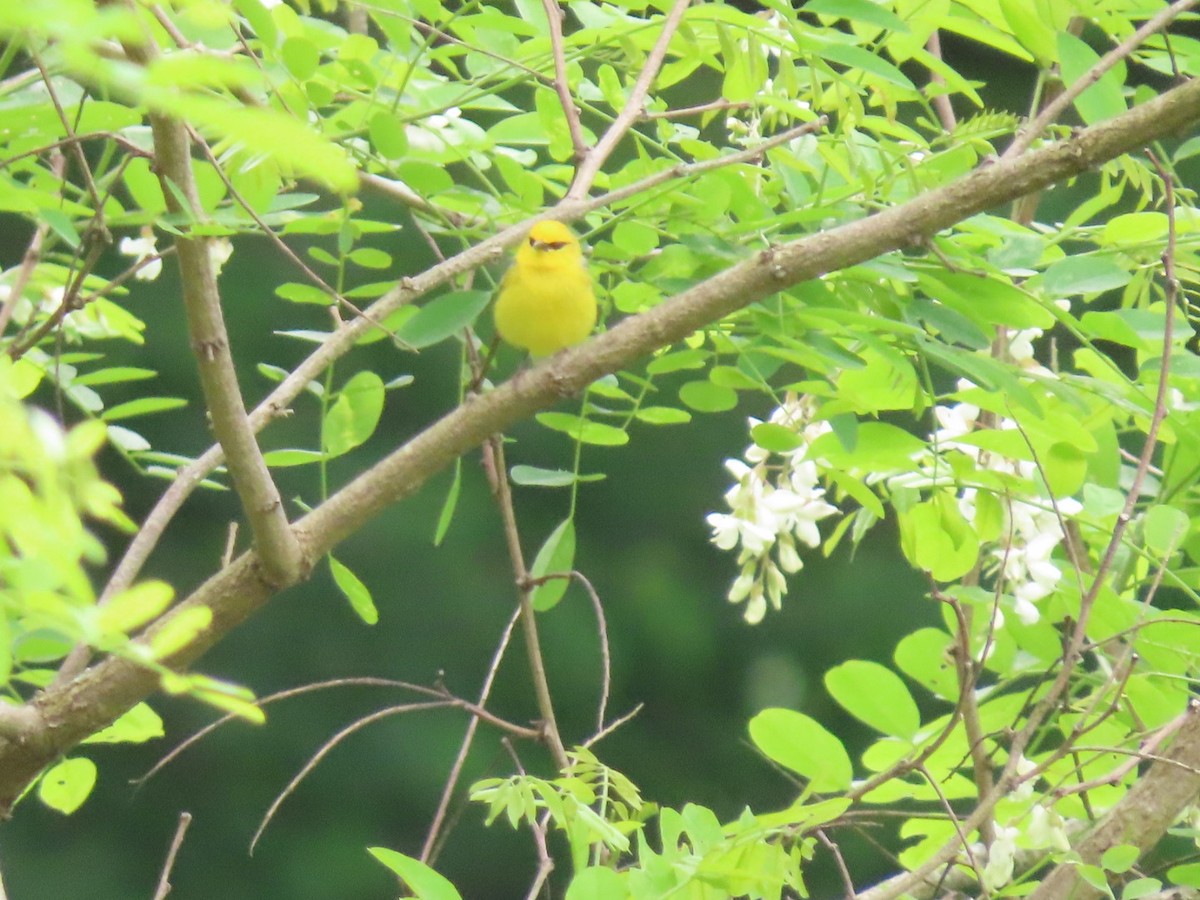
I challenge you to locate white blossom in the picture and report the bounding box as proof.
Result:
[208,238,234,277]
[119,231,162,281]
[1025,805,1071,851]
[982,824,1019,890]
[707,396,838,623]
[919,377,1081,625]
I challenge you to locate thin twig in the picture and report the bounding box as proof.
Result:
[1005,0,1199,159]
[942,590,994,845]
[1053,712,1187,799]
[642,98,750,120]
[567,0,692,198]
[250,701,453,854]
[484,435,568,768]
[541,0,588,161]
[30,52,103,212]
[358,173,485,229]
[134,677,447,787]
[0,151,62,335]
[422,606,522,863]
[570,570,611,734]
[582,703,643,749]
[925,32,957,133]
[815,828,858,899]
[152,811,192,900]
[523,810,555,900]
[916,763,985,891]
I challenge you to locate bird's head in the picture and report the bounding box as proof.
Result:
[517,220,582,269]
[526,220,579,252]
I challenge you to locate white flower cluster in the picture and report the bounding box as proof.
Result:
[980,757,1071,890]
[118,230,234,281]
[706,397,838,624]
[930,379,1080,626]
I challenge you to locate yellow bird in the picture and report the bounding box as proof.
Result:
[494,221,597,357]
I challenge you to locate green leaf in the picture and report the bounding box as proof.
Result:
[898,493,979,581]
[322,370,385,457]
[72,367,158,387]
[819,43,915,89]
[510,465,604,487]
[97,580,174,634]
[276,282,332,305]
[824,660,921,738]
[999,0,1055,63]
[1078,863,1110,891]
[679,380,737,413]
[100,397,187,421]
[369,111,409,159]
[329,556,378,625]
[433,462,461,547]
[394,291,490,349]
[805,0,907,31]
[281,36,320,80]
[1121,878,1163,900]
[83,702,164,745]
[1102,844,1140,874]
[187,675,265,724]
[368,847,463,900]
[536,413,629,446]
[751,422,804,453]
[634,406,691,425]
[809,422,925,472]
[160,94,357,194]
[149,606,214,660]
[1168,862,1200,888]
[1143,504,1189,557]
[348,247,392,269]
[894,628,957,700]
[38,757,97,815]
[263,448,326,467]
[611,220,658,256]
[1041,255,1130,296]
[565,866,625,900]
[40,208,80,249]
[749,708,853,792]
[530,519,576,612]
[646,348,708,374]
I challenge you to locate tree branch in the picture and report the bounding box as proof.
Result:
[566,0,691,198]
[118,29,303,589]
[1004,0,1198,159]
[4,72,1200,816]
[1028,703,1200,900]
[541,0,589,162]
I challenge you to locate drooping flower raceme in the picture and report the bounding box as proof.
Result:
[706,398,838,624]
[928,380,1081,626]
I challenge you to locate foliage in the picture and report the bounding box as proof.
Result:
[3,0,1200,897]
